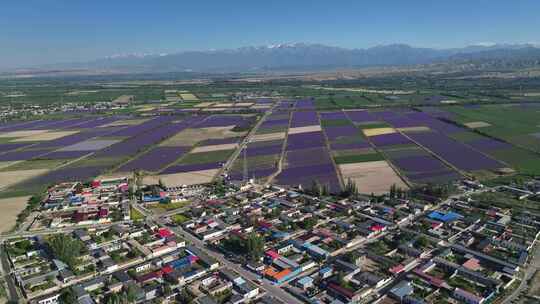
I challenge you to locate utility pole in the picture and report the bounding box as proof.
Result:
[242,147,248,182]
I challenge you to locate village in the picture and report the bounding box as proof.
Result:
[0,175,538,304]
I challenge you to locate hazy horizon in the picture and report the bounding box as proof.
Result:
[2,1,540,69]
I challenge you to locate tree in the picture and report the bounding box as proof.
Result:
[60,287,76,304]
[158,178,166,189]
[342,178,358,198]
[48,234,84,269]
[246,232,265,261]
[125,284,138,303]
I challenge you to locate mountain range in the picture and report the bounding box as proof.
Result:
[20,43,540,74]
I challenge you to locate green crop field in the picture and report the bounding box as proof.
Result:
[334,153,384,164]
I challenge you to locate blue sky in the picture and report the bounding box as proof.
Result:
[1,0,539,69]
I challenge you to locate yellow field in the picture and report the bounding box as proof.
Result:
[362,128,396,137]
[0,169,50,189]
[0,130,49,138]
[191,143,238,153]
[0,196,31,233]
[339,161,408,195]
[194,102,214,108]
[11,130,79,142]
[288,125,322,135]
[464,121,491,129]
[180,93,199,101]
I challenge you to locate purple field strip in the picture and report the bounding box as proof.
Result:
[382,115,421,128]
[418,107,455,120]
[31,127,121,149]
[161,162,222,174]
[467,138,512,152]
[69,117,120,129]
[275,163,341,193]
[228,167,276,181]
[259,119,290,128]
[0,120,62,132]
[0,121,38,132]
[118,146,191,172]
[39,150,91,160]
[392,155,450,173]
[285,147,332,168]
[371,111,401,121]
[407,132,506,171]
[405,112,463,134]
[0,143,32,154]
[97,118,200,158]
[21,166,106,186]
[320,111,347,120]
[295,99,315,109]
[344,110,376,123]
[245,144,283,157]
[106,116,176,137]
[290,111,319,128]
[406,170,461,183]
[286,131,325,151]
[256,98,274,104]
[195,115,247,128]
[277,101,296,109]
[330,141,371,150]
[323,125,359,141]
[0,149,52,161]
[369,133,412,147]
[41,118,98,129]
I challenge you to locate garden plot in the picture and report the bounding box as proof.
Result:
[339,160,408,195]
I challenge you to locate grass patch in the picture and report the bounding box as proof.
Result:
[357,122,392,129]
[171,213,191,224]
[448,131,485,142]
[334,153,384,164]
[148,201,191,211]
[490,147,540,175]
[130,207,144,221]
[320,119,352,127]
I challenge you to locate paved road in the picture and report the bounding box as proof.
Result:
[502,242,540,304]
[221,104,277,177]
[0,242,20,303]
[0,220,131,241]
[133,203,304,304]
